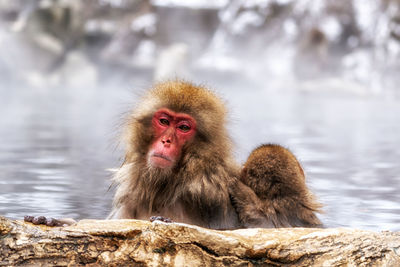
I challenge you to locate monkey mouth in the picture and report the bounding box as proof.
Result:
[151,153,171,161]
[149,153,174,168]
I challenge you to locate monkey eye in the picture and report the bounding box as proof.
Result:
[178,124,191,132]
[159,118,169,126]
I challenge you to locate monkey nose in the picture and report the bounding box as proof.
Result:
[161,138,171,144]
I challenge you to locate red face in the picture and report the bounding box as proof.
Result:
[148,108,197,169]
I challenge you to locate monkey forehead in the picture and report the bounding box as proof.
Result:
[139,81,227,129]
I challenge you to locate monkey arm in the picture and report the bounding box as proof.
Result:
[229,180,277,228]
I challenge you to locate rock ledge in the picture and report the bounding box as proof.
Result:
[0,216,399,266]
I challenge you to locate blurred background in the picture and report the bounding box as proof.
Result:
[0,0,399,231]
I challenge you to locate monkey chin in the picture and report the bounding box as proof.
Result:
[148,153,176,170]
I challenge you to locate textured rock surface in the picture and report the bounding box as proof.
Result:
[0,216,399,266]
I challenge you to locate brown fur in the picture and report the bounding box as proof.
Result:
[109,81,240,229]
[237,144,322,227]
[109,81,322,229]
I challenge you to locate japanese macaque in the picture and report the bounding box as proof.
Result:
[232,144,322,228]
[25,80,322,229]
[108,81,241,229]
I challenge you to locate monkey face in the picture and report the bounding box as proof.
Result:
[147,108,197,169]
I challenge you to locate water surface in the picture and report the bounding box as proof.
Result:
[0,83,399,231]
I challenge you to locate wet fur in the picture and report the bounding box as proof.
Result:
[237,144,322,227]
[109,81,240,229]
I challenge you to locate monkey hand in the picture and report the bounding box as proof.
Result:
[24,215,76,227]
[149,216,173,223]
